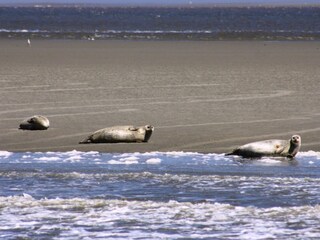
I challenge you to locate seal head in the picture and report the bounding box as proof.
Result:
[141,125,154,142]
[286,135,301,158]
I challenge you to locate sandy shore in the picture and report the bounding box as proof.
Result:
[0,39,319,153]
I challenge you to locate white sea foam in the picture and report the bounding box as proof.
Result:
[1,151,320,168]
[111,156,140,164]
[0,195,320,239]
[1,151,320,239]
[146,158,162,164]
[165,151,202,156]
[83,151,100,155]
[119,156,140,161]
[65,155,83,161]
[256,157,285,165]
[107,159,123,164]
[35,156,61,161]
[0,151,12,158]
[298,150,320,159]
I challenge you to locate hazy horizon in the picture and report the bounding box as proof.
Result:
[1,0,319,6]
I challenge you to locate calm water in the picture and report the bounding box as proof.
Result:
[0,6,319,40]
[1,150,320,239]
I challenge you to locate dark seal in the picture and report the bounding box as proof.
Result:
[19,115,50,130]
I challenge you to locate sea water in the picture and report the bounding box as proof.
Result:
[1,150,320,239]
[0,6,319,41]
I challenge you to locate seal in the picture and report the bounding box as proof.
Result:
[79,125,154,144]
[226,135,301,159]
[19,115,50,130]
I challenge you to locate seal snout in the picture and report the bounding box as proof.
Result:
[145,125,154,131]
[291,135,301,144]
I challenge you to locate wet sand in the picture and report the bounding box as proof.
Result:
[0,39,319,153]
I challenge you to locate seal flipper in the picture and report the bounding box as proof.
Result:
[28,117,36,123]
[286,154,294,160]
[225,152,234,156]
[79,136,92,144]
[225,149,239,156]
[128,127,139,131]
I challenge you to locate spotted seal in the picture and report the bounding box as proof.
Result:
[79,125,154,144]
[226,135,301,159]
[19,115,50,130]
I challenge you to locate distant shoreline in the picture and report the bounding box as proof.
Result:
[1,32,319,42]
[0,3,320,8]
[1,5,318,41]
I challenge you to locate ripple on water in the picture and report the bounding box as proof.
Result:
[0,151,320,239]
[0,195,320,239]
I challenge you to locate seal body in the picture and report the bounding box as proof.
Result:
[19,115,50,130]
[226,135,301,158]
[79,125,154,144]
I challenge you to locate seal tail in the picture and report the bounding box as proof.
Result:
[79,137,91,144]
[225,148,240,156]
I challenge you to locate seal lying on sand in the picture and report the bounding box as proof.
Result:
[79,125,154,144]
[226,135,301,159]
[19,115,50,130]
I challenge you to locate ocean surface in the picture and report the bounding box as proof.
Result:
[0,6,319,40]
[1,150,320,239]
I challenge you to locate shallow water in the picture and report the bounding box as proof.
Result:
[1,150,320,239]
